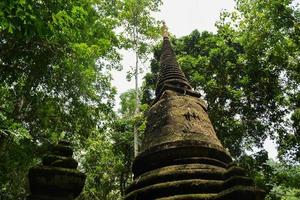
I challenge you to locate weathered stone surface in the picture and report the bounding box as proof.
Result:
[27,141,86,200]
[132,140,231,176]
[52,144,73,157]
[125,35,265,200]
[156,37,192,98]
[126,161,265,200]
[143,90,226,152]
[42,155,78,169]
[127,164,226,194]
[29,166,85,195]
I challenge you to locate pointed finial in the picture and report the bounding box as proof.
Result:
[161,21,169,38]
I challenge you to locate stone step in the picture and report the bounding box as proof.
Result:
[127,185,264,200]
[126,171,255,200]
[155,193,218,200]
[224,176,254,189]
[52,144,73,157]
[125,179,224,200]
[128,173,254,196]
[225,165,247,178]
[218,186,266,200]
[29,166,85,197]
[133,142,232,176]
[155,185,265,200]
[173,157,228,167]
[42,155,78,169]
[127,164,225,193]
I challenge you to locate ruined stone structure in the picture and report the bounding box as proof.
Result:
[27,141,86,200]
[125,28,265,199]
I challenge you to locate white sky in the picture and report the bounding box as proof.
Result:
[111,0,300,159]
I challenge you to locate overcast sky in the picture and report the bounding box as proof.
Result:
[110,0,300,159]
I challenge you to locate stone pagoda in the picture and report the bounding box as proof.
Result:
[27,141,86,200]
[125,25,265,200]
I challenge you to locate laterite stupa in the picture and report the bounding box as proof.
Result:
[27,141,86,200]
[125,24,265,200]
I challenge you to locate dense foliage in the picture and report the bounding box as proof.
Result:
[0,0,159,199]
[0,0,117,198]
[0,0,299,199]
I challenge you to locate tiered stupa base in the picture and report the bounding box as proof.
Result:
[125,142,265,200]
[28,141,86,200]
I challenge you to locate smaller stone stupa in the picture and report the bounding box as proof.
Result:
[27,141,86,200]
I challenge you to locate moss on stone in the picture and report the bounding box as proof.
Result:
[125,39,265,199]
[42,155,78,169]
[28,141,86,200]
[126,179,224,200]
[127,164,225,193]
[156,193,217,200]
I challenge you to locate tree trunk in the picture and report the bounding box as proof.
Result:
[134,50,139,158]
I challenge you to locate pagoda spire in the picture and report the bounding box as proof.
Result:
[156,22,193,99]
[161,21,169,38]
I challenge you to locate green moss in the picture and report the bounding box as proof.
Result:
[127,164,225,193]
[156,193,217,200]
[125,179,223,200]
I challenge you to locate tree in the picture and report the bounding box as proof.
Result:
[119,89,137,116]
[111,89,148,195]
[0,0,164,198]
[229,0,300,162]
[0,0,119,198]
[118,0,162,157]
[78,132,123,200]
[239,157,300,200]
[78,89,148,200]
